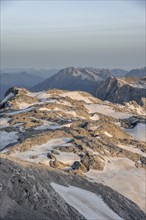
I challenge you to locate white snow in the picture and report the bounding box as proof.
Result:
[125,103,145,115]
[117,144,146,157]
[16,102,35,109]
[104,132,113,137]
[125,123,146,142]
[0,118,10,128]
[0,92,14,104]
[85,104,133,119]
[57,100,72,107]
[56,152,80,165]
[10,138,73,165]
[0,131,18,150]
[6,106,35,116]
[28,91,50,99]
[51,183,123,220]
[61,91,93,103]
[86,157,146,212]
[90,114,99,120]
[34,120,71,130]
[39,106,80,118]
[34,124,62,130]
[39,107,51,111]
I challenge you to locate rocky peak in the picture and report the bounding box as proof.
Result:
[96,76,146,106]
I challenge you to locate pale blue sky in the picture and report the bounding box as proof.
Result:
[1,0,145,69]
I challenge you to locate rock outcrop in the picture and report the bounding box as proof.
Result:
[96,76,146,106]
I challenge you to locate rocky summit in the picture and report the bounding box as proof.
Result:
[0,87,146,220]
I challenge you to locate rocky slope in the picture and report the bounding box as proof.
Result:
[1,155,146,220]
[96,76,146,106]
[0,87,146,219]
[31,67,111,95]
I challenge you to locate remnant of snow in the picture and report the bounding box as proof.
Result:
[51,183,122,220]
[58,100,72,107]
[126,103,145,115]
[10,138,73,165]
[90,114,99,120]
[104,132,113,137]
[0,131,18,150]
[13,123,24,127]
[117,144,146,157]
[34,120,71,130]
[125,123,146,142]
[0,118,10,128]
[16,102,35,109]
[0,92,14,104]
[28,91,51,100]
[85,104,133,119]
[34,124,62,130]
[61,91,93,103]
[39,107,51,111]
[7,106,35,116]
[56,152,80,165]
[86,157,146,212]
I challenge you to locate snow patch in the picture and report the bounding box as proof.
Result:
[0,131,18,150]
[7,106,35,116]
[10,138,73,165]
[51,183,123,220]
[125,123,146,142]
[86,157,146,212]
[85,104,133,119]
[104,132,113,137]
[0,118,10,128]
[1,92,14,104]
[61,91,93,103]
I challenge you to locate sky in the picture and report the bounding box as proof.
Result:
[1,0,145,70]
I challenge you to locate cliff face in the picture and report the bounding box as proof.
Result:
[96,77,146,106]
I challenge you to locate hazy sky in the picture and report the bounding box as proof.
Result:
[1,0,145,70]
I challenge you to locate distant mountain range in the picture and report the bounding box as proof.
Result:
[1,68,58,79]
[126,67,146,77]
[111,69,128,77]
[31,67,111,94]
[0,72,45,99]
[1,66,145,101]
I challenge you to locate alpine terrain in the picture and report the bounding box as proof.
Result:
[0,87,146,219]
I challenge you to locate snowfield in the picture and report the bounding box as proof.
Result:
[125,123,146,142]
[86,157,146,212]
[9,138,76,165]
[85,104,133,119]
[61,91,95,103]
[51,183,123,220]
